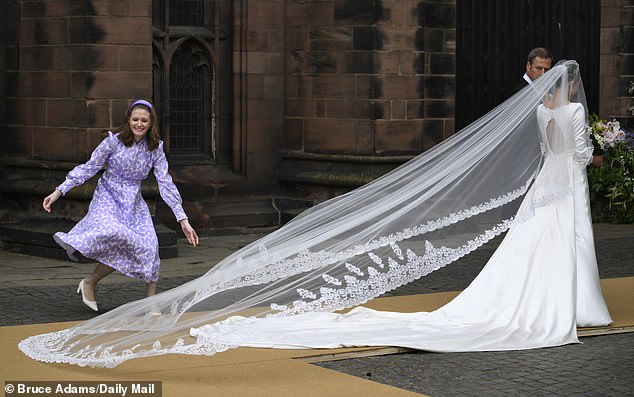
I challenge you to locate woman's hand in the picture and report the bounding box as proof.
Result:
[591,155,604,168]
[179,219,199,247]
[43,189,62,213]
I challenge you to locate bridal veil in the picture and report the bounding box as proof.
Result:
[19,61,589,367]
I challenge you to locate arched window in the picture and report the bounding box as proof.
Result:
[153,0,229,162]
[169,43,210,154]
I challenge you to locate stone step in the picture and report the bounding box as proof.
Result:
[0,196,315,260]
[199,196,314,230]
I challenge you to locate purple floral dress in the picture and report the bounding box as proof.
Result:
[54,132,187,282]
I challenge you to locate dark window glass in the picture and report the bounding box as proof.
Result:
[153,0,224,159]
[169,0,204,26]
[169,44,204,153]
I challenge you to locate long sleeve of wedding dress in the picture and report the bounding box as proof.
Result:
[189,101,612,352]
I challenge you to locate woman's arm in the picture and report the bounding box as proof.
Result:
[43,133,115,212]
[152,142,199,246]
[57,132,116,194]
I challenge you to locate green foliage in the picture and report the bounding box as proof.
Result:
[587,115,634,224]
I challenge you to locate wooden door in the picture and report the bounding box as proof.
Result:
[456,0,600,129]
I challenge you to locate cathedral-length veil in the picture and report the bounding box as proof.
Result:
[19,60,610,368]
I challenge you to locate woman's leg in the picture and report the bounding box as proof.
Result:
[146,281,157,297]
[83,263,115,301]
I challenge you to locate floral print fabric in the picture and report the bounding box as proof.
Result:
[54,132,186,282]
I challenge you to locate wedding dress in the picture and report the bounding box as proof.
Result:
[18,61,611,368]
[189,101,612,352]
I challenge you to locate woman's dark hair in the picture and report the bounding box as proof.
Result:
[116,101,160,150]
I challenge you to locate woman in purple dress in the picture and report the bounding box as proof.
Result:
[42,99,199,312]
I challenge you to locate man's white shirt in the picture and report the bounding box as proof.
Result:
[523,73,533,86]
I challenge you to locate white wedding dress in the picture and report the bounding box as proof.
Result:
[189,102,612,352]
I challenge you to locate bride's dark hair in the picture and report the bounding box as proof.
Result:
[544,62,581,106]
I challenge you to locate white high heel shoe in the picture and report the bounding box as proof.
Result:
[77,279,98,312]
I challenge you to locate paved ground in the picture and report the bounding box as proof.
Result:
[0,223,632,396]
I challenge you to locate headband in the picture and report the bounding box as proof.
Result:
[128,99,153,112]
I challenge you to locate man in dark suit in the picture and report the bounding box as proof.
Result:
[514,48,603,167]
[510,47,553,95]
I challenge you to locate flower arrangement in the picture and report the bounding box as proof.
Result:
[586,114,634,224]
[587,115,627,153]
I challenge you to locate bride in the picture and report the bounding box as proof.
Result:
[18,61,612,367]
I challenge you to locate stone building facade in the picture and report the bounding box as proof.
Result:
[0,0,632,243]
[600,0,634,123]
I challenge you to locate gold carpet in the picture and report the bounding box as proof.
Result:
[1,277,632,397]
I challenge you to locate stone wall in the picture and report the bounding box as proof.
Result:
[1,0,154,219]
[0,0,293,234]
[600,0,634,127]
[0,0,632,235]
[233,0,286,183]
[284,0,455,155]
[280,0,456,195]
[0,2,10,147]
[5,0,153,163]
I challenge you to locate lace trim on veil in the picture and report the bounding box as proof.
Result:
[18,176,572,368]
[18,328,233,368]
[268,181,571,317]
[186,175,538,306]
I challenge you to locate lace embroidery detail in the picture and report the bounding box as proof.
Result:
[390,242,404,260]
[346,263,364,276]
[18,328,233,368]
[297,288,317,299]
[18,176,573,368]
[270,303,288,311]
[515,186,572,223]
[264,186,573,318]
[267,218,516,317]
[368,252,384,268]
[322,273,342,286]
[181,175,538,311]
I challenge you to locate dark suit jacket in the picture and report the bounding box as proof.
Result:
[509,78,529,98]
